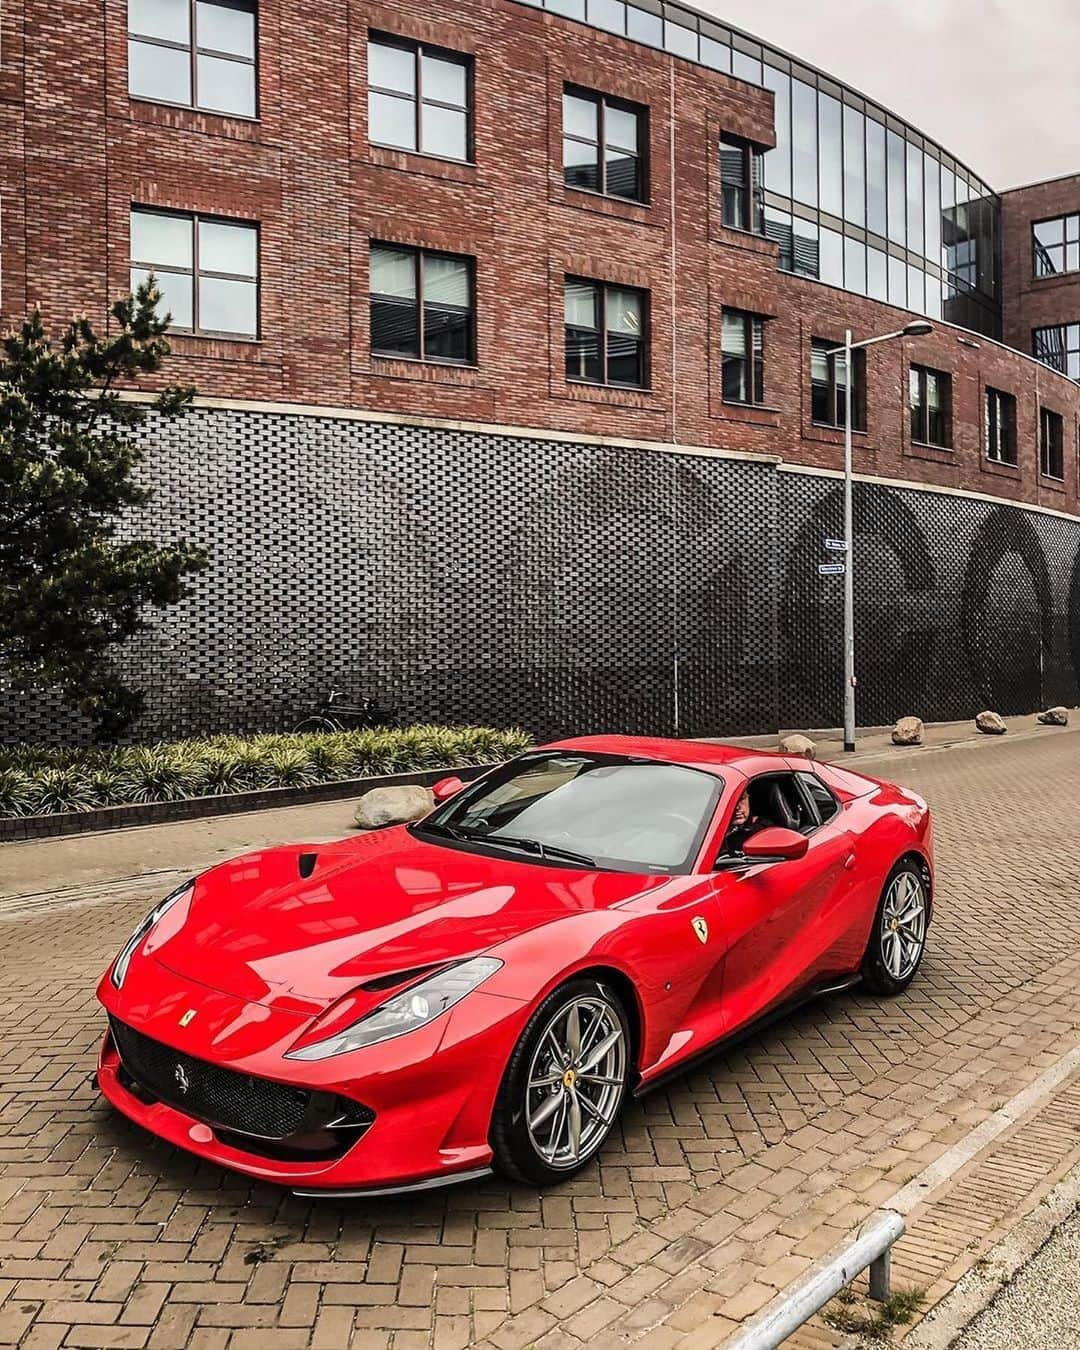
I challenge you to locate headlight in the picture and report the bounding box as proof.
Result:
[286,956,503,1061]
[110,879,194,990]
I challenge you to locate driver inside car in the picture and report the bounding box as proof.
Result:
[722,789,767,855]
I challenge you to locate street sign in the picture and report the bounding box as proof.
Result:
[824,538,848,551]
[818,562,846,576]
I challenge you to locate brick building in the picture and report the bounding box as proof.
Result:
[2,0,1079,741]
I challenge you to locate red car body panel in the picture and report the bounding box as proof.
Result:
[96,735,933,1192]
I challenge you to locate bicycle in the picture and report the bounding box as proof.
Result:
[291,689,399,734]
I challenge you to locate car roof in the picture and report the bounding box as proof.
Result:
[545,734,797,780]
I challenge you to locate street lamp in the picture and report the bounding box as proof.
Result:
[825,319,933,752]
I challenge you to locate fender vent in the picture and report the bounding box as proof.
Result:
[297,853,318,879]
[359,962,444,993]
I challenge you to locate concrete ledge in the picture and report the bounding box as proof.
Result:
[0,763,493,844]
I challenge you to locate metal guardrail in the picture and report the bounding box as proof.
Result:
[724,1209,905,1350]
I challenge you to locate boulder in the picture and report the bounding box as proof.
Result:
[778,733,816,760]
[975,710,1007,736]
[353,784,433,830]
[1037,706,1069,726]
[891,715,924,746]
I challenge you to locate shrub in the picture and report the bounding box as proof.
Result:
[0,724,530,817]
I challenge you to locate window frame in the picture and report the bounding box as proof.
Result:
[367,32,473,164]
[909,362,952,449]
[127,0,259,119]
[984,387,1017,466]
[721,309,766,407]
[1039,406,1065,480]
[369,241,477,367]
[564,275,650,390]
[1033,323,1080,380]
[1032,212,1080,279]
[810,337,866,431]
[561,84,648,204]
[719,133,764,233]
[795,772,840,828]
[129,205,260,340]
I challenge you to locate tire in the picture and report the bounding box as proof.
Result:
[861,857,930,995]
[490,977,631,1185]
[291,716,342,734]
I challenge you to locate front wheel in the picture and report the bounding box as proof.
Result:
[862,859,929,995]
[490,978,630,1185]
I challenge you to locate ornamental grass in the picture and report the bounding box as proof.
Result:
[0,725,531,818]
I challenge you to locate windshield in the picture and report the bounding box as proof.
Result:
[414,751,722,874]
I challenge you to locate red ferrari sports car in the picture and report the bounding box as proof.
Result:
[96,736,933,1194]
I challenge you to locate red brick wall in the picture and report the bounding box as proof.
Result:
[2,0,1078,514]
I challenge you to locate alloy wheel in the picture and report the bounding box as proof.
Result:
[524,995,626,1170]
[879,870,926,981]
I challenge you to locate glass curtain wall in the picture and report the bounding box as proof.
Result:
[516,0,1002,339]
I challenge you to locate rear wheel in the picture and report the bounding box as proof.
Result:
[490,978,630,1185]
[862,859,929,995]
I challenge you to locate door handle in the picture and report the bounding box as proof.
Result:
[843,852,857,870]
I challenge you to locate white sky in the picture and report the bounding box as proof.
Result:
[692,0,1080,190]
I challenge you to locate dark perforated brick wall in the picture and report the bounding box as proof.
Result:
[2,408,1078,745]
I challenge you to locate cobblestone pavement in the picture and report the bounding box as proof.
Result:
[1,729,1079,1349]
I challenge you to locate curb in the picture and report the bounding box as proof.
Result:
[0,763,494,844]
[898,1168,1080,1349]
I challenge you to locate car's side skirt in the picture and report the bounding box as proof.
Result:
[634,974,862,1098]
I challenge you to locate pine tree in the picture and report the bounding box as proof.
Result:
[0,278,208,739]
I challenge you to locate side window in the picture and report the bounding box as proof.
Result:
[798,773,840,826]
[745,773,814,833]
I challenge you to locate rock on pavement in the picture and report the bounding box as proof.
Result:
[892,715,924,746]
[975,710,1007,735]
[1037,707,1069,726]
[778,733,816,759]
[354,784,433,830]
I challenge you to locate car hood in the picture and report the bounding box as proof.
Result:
[146,826,663,1013]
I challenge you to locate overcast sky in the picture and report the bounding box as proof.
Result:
[693,0,1080,190]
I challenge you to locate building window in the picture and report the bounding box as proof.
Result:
[1033,214,1080,278]
[984,388,1017,465]
[810,339,865,430]
[909,364,951,447]
[720,135,763,232]
[565,278,648,387]
[130,206,258,337]
[562,87,646,202]
[1040,408,1064,479]
[1033,323,1080,380]
[367,35,471,162]
[369,244,475,364]
[721,310,765,405]
[127,0,257,118]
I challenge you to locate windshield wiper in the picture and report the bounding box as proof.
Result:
[418,821,476,843]
[485,834,596,868]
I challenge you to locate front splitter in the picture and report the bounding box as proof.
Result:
[291,1164,493,1198]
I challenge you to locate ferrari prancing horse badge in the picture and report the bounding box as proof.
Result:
[691,916,709,944]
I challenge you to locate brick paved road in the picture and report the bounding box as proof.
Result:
[1,730,1078,1349]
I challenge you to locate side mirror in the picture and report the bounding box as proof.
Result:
[432,776,466,803]
[741,827,809,862]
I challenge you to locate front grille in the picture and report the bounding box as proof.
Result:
[108,1017,372,1149]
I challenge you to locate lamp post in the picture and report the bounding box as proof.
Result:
[826,320,933,752]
